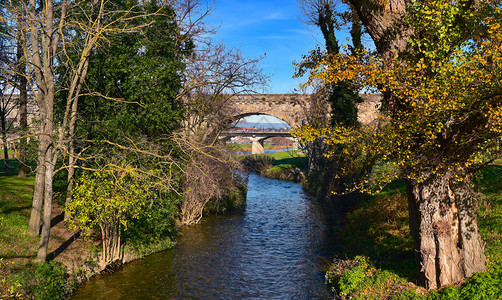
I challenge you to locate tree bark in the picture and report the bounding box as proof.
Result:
[17,40,28,178]
[406,173,486,289]
[347,0,487,288]
[1,110,9,168]
[28,145,46,235]
[36,147,54,262]
[347,0,412,58]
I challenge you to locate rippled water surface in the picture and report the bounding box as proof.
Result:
[72,172,336,299]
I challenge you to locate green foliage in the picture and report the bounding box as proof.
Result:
[74,1,188,144]
[124,190,180,256]
[240,155,275,173]
[339,265,368,296]
[33,262,68,300]
[67,169,150,237]
[327,255,418,299]
[458,267,502,299]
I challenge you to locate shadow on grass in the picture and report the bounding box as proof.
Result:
[0,204,32,214]
[47,230,81,261]
[340,179,419,281]
[0,159,36,177]
[50,212,65,228]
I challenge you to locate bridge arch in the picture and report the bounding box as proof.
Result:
[229,94,308,128]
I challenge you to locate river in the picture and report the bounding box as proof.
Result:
[72,172,337,299]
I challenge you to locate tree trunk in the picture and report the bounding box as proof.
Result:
[28,140,47,235]
[406,173,486,289]
[36,146,54,262]
[1,109,10,168]
[17,40,28,178]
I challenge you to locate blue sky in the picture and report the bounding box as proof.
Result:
[205,0,352,94]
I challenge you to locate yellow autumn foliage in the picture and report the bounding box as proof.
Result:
[294,2,502,189]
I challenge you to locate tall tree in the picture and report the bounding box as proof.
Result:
[297,0,502,289]
[0,0,165,261]
[178,43,267,224]
[16,24,28,177]
[297,0,369,208]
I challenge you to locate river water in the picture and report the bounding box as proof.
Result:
[72,172,336,299]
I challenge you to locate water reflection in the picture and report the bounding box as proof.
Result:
[72,172,336,299]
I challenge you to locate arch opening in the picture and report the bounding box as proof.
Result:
[225,114,294,154]
[231,114,291,130]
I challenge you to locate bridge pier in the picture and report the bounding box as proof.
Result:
[250,138,265,154]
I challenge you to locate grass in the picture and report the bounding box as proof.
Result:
[0,160,37,261]
[227,143,288,151]
[327,164,502,299]
[0,159,39,298]
[265,150,308,169]
[237,150,308,182]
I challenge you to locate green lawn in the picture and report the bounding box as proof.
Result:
[0,160,39,298]
[0,160,37,259]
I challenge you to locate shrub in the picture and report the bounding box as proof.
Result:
[327,256,424,299]
[428,266,502,300]
[339,265,369,297]
[33,261,68,300]
[240,155,274,173]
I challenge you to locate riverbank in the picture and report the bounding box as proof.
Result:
[71,172,335,299]
[0,160,110,298]
[239,150,307,182]
[0,159,244,299]
[324,164,502,299]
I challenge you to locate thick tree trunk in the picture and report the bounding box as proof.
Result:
[17,41,28,178]
[406,173,486,289]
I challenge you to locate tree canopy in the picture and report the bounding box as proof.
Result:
[295,0,502,289]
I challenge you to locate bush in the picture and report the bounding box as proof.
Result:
[428,266,502,300]
[459,267,502,299]
[240,155,274,173]
[124,192,179,257]
[33,261,68,300]
[339,265,369,297]
[326,256,424,299]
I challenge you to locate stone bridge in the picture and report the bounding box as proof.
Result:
[229,93,380,128]
[225,93,381,154]
[229,94,308,128]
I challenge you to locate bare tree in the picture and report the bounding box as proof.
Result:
[182,43,268,143]
[176,41,268,224]
[298,0,343,54]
